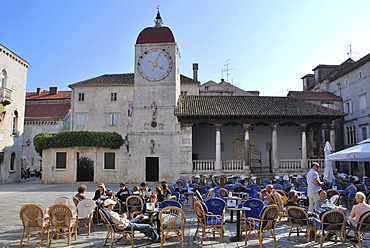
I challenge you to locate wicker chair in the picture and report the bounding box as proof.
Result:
[159,206,186,248]
[286,206,313,242]
[99,207,135,248]
[314,209,346,248]
[326,189,341,205]
[72,196,81,207]
[76,199,95,235]
[244,204,279,248]
[125,195,144,219]
[48,204,78,247]
[347,211,370,248]
[219,188,229,198]
[193,200,224,244]
[19,204,50,247]
[272,192,285,222]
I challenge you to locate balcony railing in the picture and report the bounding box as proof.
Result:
[0,87,12,105]
[193,158,326,174]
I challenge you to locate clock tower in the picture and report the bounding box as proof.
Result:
[129,11,181,182]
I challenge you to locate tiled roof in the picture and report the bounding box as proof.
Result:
[136,26,175,44]
[26,90,71,100]
[69,74,134,88]
[25,103,70,119]
[69,73,198,88]
[321,58,355,82]
[326,53,370,82]
[180,74,199,84]
[175,95,344,118]
[287,91,341,101]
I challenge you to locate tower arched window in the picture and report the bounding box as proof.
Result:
[0,69,7,88]
[12,110,18,135]
[10,152,15,171]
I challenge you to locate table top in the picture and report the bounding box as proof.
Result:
[223,196,241,200]
[228,206,251,211]
[146,208,161,213]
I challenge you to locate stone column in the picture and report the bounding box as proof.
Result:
[328,122,336,151]
[271,124,278,172]
[300,124,308,170]
[215,124,222,171]
[243,124,251,173]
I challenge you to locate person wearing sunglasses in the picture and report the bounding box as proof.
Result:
[307,162,324,213]
[92,182,109,203]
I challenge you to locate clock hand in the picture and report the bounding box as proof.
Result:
[155,52,160,62]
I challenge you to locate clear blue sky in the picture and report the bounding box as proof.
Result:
[3,1,370,96]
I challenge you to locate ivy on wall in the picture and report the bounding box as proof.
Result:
[33,131,125,154]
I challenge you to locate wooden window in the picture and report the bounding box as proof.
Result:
[56,152,67,169]
[104,153,115,169]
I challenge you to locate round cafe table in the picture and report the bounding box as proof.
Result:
[228,206,251,242]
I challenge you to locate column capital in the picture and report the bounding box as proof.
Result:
[242,124,252,131]
[300,124,307,131]
[328,123,335,130]
[214,124,222,131]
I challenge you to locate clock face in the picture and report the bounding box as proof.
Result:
[138,49,173,81]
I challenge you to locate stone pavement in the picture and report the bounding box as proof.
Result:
[0,178,366,247]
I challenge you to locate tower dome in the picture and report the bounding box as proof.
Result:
[136,11,175,44]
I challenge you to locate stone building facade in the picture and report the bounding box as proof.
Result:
[0,44,29,183]
[23,87,71,173]
[41,12,345,184]
[301,53,370,177]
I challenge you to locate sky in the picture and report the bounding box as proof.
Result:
[2,0,370,96]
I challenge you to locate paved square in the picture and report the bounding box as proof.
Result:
[0,179,367,247]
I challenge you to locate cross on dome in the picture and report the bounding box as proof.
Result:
[155,8,163,27]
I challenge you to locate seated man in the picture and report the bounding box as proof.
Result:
[104,199,159,242]
[313,189,334,214]
[286,190,299,207]
[75,184,87,201]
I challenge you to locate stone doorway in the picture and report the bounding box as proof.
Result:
[146,157,159,182]
[76,152,94,182]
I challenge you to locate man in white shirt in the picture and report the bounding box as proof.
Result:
[307,162,324,213]
[104,199,159,242]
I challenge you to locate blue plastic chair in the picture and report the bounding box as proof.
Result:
[195,190,204,202]
[273,184,283,190]
[242,199,264,219]
[345,185,357,207]
[159,200,182,209]
[201,185,211,195]
[262,179,271,187]
[205,198,226,216]
[214,186,221,198]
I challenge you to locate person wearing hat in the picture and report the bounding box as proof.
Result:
[307,162,324,213]
[103,199,159,242]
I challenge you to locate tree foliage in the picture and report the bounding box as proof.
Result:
[33,131,125,153]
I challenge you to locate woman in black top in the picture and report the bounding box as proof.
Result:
[155,187,165,202]
[92,182,109,202]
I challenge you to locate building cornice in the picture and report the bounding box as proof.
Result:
[0,44,30,68]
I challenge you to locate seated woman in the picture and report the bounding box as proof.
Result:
[155,187,166,202]
[93,182,110,203]
[349,192,370,226]
[140,182,152,200]
[261,184,275,205]
[75,184,87,201]
[132,186,142,196]
[161,183,172,199]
